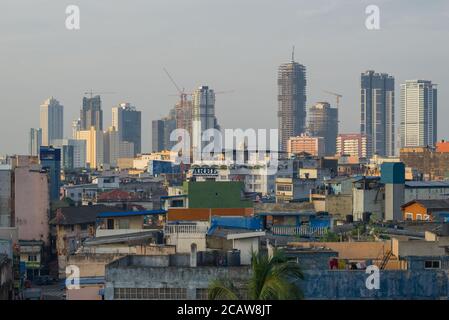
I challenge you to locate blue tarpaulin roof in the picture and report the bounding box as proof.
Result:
[97,209,167,218]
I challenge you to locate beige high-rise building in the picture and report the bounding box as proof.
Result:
[76,127,104,169]
[287,133,324,157]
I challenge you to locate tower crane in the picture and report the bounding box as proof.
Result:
[84,90,116,98]
[163,67,234,100]
[323,90,343,109]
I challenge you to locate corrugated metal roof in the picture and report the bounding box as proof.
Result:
[405,181,449,188]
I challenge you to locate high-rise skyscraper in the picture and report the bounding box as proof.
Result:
[103,126,134,167]
[400,80,438,148]
[112,102,142,155]
[81,95,103,131]
[308,102,338,156]
[39,146,61,201]
[175,95,193,147]
[277,54,307,152]
[40,97,64,146]
[29,128,42,156]
[152,108,177,152]
[53,139,87,169]
[192,86,219,155]
[75,127,104,169]
[360,70,395,157]
[72,119,81,138]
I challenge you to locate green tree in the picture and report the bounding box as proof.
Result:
[208,249,304,300]
[321,229,339,242]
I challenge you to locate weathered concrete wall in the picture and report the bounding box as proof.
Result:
[326,194,353,219]
[104,264,449,300]
[104,265,251,300]
[300,270,448,300]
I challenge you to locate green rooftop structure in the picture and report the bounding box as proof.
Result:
[183,181,253,209]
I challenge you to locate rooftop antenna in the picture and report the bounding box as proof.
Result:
[291,45,295,62]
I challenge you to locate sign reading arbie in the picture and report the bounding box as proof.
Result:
[192,167,218,177]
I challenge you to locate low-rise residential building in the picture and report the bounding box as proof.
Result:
[352,176,384,221]
[18,240,44,281]
[96,210,165,238]
[401,200,449,222]
[50,205,125,278]
[206,228,265,265]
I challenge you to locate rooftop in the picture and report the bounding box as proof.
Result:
[209,227,265,240]
[405,181,449,188]
[97,209,166,218]
[50,205,125,225]
[83,230,161,246]
[402,199,449,210]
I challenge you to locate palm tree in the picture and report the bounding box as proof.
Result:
[208,249,304,300]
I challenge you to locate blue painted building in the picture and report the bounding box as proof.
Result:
[39,146,61,201]
[148,160,180,176]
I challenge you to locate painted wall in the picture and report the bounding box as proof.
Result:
[14,167,49,245]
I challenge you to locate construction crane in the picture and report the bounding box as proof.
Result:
[84,90,116,98]
[163,68,190,106]
[163,67,234,100]
[323,90,343,108]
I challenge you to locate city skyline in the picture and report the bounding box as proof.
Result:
[1,1,448,154]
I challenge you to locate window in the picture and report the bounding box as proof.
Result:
[277,184,292,192]
[118,219,130,229]
[107,219,114,230]
[416,214,422,221]
[196,288,209,300]
[28,255,37,262]
[405,213,413,221]
[80,223,88,231]
[114,288,187,300]
[424,260,440,269]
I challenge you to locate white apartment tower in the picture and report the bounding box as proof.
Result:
[192,86,218,157]
[400,80,438,148]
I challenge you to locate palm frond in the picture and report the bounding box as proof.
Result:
[208,279,240,300]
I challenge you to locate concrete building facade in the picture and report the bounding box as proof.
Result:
[308,102,338,156]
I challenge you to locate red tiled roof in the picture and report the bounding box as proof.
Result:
[97,189,140,201]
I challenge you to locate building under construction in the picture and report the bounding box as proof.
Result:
[175,94,193,146]
[308,102,338,156]
[277,55,307,152]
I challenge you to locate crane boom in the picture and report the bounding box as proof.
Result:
[163,68,183,94]
[323,90,343,108]
[84,90,116,98]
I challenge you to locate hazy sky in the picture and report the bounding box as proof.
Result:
[1,0,448,154]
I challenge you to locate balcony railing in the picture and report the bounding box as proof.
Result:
[270,225,327,237]
[164,224,209,235]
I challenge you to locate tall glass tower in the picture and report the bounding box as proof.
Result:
[360,70,395,157]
